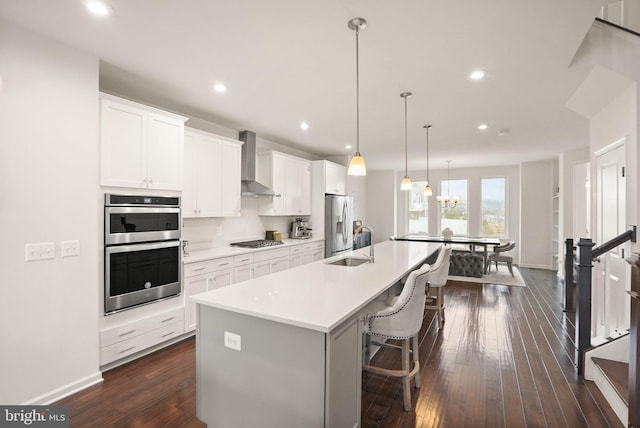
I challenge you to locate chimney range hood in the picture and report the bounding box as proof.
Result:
[239,130,280,198]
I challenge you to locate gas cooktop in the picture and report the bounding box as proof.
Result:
[230,239,284,248]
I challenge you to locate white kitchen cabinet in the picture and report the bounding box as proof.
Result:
[324,161,347,195]
[258,151,311,216]
[100,307,184,365]
[253,247,290,278]
[100,93,186,191]
[233,254,253,284]
[289,244,304,268]
[302,241,324,264]
[183,128,242,218]
[183,256,234,332]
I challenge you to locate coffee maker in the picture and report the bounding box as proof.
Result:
[290,218,312,239]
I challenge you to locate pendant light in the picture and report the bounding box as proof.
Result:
[423,124,433,196]
[400,92,413,190]
[347,18,367,176]
[436,160,459,208]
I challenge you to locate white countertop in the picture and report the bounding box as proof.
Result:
[191,240,440,333]
[183,236,325,264]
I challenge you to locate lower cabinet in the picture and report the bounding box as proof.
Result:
[100,307,184,365]
[302,241,324,264]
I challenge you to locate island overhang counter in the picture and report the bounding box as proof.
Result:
[192,240,440,428]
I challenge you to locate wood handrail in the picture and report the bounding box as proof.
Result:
[592,226,636,259]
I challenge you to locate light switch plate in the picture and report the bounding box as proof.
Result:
[224,331,241,351]
[25,242,55,261]
[61,240,80,257]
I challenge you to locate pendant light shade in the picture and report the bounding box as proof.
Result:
[347,18,367,176]
[424,124,433,196]
[400,92,413,190]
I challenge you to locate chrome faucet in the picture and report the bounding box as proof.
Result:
[355,225,374,263]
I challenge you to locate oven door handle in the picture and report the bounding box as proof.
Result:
[105,240,180,254]
[106,207,180,215]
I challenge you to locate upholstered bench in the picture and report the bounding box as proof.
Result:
[448,252,483,278]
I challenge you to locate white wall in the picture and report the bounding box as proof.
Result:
[0,21,102,403]
[520,159,555,269]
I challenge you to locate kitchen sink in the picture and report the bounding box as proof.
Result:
[326,257,371,267]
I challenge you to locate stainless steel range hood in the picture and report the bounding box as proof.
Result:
[239,130,280,198]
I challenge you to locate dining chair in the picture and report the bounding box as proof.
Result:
[487,240,516,276]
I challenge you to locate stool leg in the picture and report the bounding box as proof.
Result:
[402,338,411,411]
[364,333,371,365]
[437,287,445,328]
[507,262,514,276]
[412,334,421,389]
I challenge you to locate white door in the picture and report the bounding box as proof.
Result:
[594,141,628,340]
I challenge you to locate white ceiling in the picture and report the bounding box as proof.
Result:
[0,0,606,171]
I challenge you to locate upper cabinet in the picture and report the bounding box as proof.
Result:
[258,151,311,216]
[100,93,187,191]
[183,128,242,218]
[324,161,347,195]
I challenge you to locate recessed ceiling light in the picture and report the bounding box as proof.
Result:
[345,145,352,150]
[213,83,227,93]
[498,128,510,136]
[477,123,488,130]
[469,69,486,80]
[84,0,112,16]
[300,122,309,131]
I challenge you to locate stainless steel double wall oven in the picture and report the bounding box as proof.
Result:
[104,194,181,313]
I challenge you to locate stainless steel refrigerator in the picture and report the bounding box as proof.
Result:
[324,195,353,258]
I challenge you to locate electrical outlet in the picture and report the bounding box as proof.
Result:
[61,240,80,257]
[25,242,55,261]
[216,226,223,236]
[224,331,241,351]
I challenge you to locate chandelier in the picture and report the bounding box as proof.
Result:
[436,160,459,208]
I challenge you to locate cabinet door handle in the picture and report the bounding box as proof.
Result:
[194,267,206,272]
[161,317,175,323]
[119,346,136,354]
[148,178,153,186]
[119,329,136,337]
[219,262,230,266]
[161,331,176,338]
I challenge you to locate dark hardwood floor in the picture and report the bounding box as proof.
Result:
[58,268,622,427]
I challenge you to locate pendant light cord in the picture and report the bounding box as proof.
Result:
[355,27,360,156]
[404,95,408,176]
[425,125,431,183]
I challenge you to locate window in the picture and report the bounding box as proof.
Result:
[408,181,429,233]
[481,178,506,236]
[440,179,468,235]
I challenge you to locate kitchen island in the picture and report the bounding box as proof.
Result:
[192,240,440,428]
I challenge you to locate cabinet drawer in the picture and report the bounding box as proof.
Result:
[253,248,290,262]
[184,257,234,277]
[303,241,324,251]
[233,253,253,266]
[101,307,184,347]
[289,245,304,255]
[101,321,184,365]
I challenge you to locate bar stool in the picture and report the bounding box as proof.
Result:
[362,264,431,411]
[424,244,452,329]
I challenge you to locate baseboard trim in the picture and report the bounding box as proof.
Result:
[518,263,553,270]
[23,372,104,405]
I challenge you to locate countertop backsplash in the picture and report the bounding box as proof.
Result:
[182,197,310,250]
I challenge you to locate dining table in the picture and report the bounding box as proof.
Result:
[393,234,502,274]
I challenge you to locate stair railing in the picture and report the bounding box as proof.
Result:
[573,226,636,375]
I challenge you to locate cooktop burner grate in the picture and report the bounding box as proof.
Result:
[230,239,284,248]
